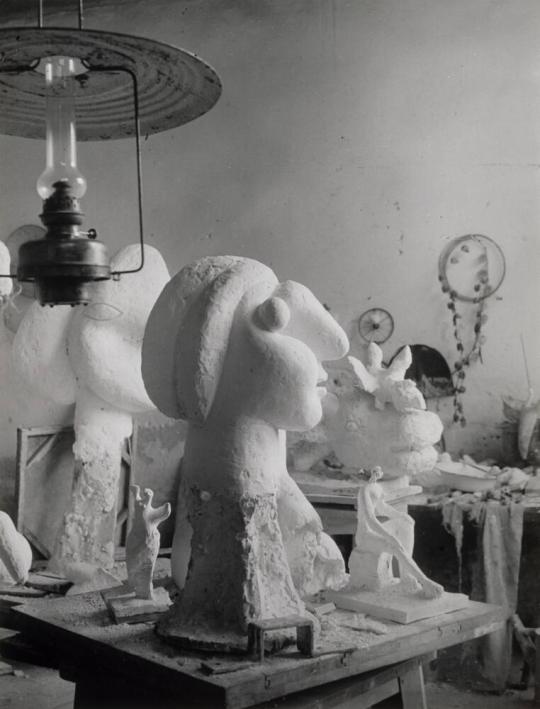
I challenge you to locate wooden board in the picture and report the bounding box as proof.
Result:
[15,425,135,557]
[12,594,505,709]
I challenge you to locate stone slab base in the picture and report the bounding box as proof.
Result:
[105,586,171,624]
[326,587,470,624]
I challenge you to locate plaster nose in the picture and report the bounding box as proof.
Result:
[276,280,349,362]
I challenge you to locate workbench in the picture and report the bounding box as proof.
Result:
[13,593,505,709]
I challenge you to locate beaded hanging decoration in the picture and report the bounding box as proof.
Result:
[438,235,505,427]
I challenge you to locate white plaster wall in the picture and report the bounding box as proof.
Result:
[1,0,539,467]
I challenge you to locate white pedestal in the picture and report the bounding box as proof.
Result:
[327,586,470,624]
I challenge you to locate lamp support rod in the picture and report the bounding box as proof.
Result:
[83,64,145,277]
[38,0,84,30]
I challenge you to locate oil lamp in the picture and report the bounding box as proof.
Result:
[0,1,221,305]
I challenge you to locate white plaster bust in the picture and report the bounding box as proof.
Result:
[142,255,349,651]
[11,245,170,578]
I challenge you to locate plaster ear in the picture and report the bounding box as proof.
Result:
[256,296,290,332]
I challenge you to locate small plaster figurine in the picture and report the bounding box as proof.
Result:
[327,467,468,623]
[142,255,349,651]
[348,467,442,598]
[126,485,171,600]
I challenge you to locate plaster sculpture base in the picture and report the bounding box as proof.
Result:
[105,586,171,625]
[326,585,470,624]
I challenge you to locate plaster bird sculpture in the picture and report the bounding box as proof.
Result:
[288,343,443,480]
[348,343,426,412]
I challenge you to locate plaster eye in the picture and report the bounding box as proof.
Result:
[256,296,290,332]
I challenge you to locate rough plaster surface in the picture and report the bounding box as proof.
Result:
[11,245,170,579]
[289,344,443,480]
[126,485,171,600]
[142,255,349,650]
[0,510,32,584]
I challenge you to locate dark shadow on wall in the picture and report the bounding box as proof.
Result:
[389,344,454,399]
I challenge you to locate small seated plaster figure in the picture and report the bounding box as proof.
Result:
[348,467,443,598]
[0,511,32,585]
[126,485,171,600]
[142,255,349,651]
[326,466,468,623]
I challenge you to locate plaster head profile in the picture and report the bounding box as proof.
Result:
[142,255,349,431]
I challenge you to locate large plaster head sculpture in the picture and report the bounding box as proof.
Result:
[142,255,349,652]
[11,245,170,580]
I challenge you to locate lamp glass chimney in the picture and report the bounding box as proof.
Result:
[36,55,87,200]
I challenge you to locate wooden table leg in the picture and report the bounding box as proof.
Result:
[534,629,540,705]
[399,662,427,709]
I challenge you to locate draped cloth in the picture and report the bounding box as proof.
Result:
[442,498,524,690]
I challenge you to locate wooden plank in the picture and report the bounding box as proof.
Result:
[316,507,357,536]
[15,427,27,532]
[22,526,52,559]
[251,653,435,709]
[0,660,13,675]
[24,425,69,435]
[535,628,540,705]
[399,663,427,709]
[26,432,61,468]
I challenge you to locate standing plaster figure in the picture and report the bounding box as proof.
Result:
[142,255,349,651]
[11,245,170,582]
[126,485,171,600]
[348,467,443,598]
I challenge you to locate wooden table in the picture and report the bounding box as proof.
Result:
[13,593,505,709]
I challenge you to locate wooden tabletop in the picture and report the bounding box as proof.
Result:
[13,594,505,709]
